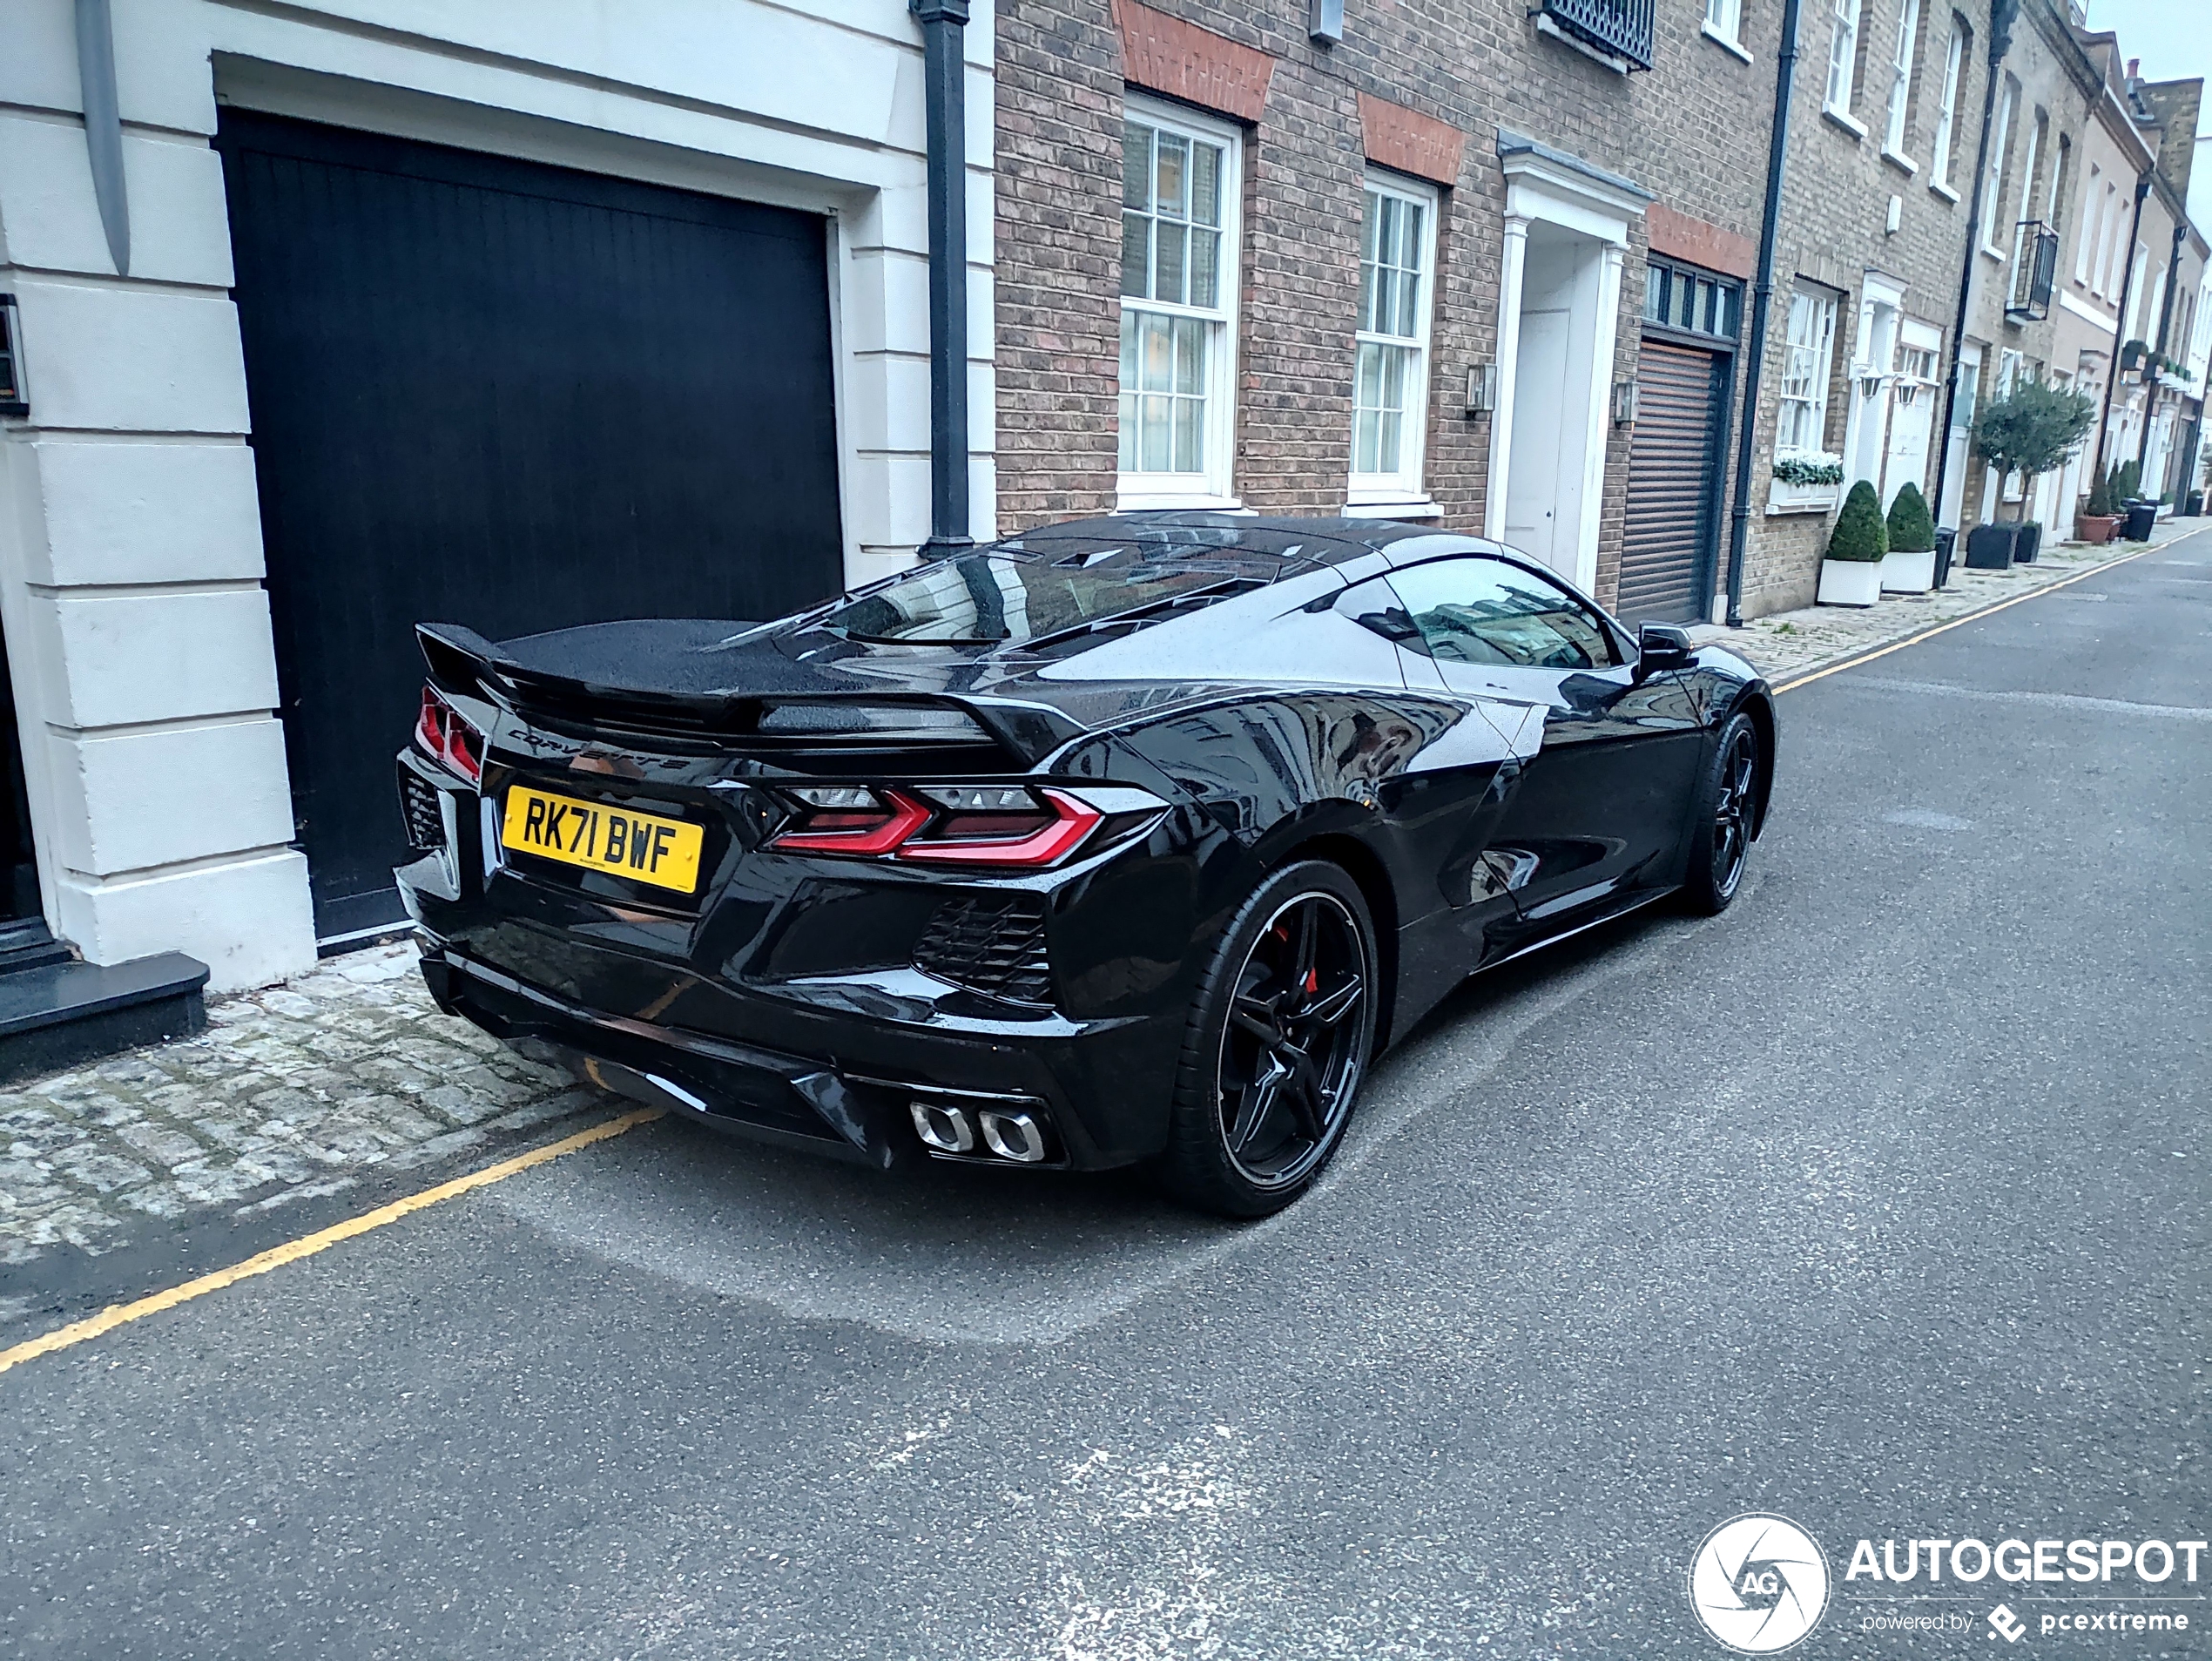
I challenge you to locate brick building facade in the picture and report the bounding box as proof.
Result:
[994,0,1788,622]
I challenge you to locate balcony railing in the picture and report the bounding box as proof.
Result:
[1536,0,1656,70]
[2006,220,2059,321]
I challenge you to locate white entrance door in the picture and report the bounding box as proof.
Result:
[1504,307,1572,572]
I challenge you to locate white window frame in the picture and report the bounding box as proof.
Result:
[1703,0,1749,57]
[1883,0,1922,165]
[1347,172,1440,512]
[2093,180,2121,295]
[1979,78,2016,257]
[2073,163,2101,285]
[2122,243,2148,338]
[2010,113,2043,269]
[1929,23,1964,189]
[1777,289,1840,455]
[1116,97,1244,510]
[1826,0,1864,116]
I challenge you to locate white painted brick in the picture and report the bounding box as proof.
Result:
[46,717,296,874]
[842,250,931,357]
[0,2,79,116]
[28,589,280,728]
[0,121,233,286]
[846,451,933,550]
[18,440,265,585]
[10,280,250,434]
[54,848,316,991]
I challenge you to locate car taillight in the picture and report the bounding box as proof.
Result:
[765,784,1135,868]
[415,684,484,787]
[768,787,931,854]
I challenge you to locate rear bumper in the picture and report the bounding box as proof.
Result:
[415,939,1170,1172]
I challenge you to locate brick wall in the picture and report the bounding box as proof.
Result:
[994,0,1784,614]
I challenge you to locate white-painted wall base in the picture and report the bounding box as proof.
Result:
[0,0,996,989]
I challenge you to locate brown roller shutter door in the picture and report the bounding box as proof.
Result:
[1618,338,1729,625]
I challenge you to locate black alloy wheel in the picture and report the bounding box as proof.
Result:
[1683,712,1762,915]
[1160,861,1378,1217]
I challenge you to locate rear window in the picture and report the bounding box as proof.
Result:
[822,548,1270,647]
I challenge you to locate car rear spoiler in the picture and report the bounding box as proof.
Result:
[415,621,1085,765]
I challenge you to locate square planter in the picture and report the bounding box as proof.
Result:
[2013,523,2041,564]
[2074,514,2121,544]
[1879,547,1937,592]
[1964,524,2019,569]
[1817,558,1884,606]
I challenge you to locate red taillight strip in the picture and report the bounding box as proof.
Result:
[416,684,483,787]
[768,789,932,854]
[896,788,1103,867]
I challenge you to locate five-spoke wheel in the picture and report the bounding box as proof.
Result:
[1161,861,1378,1217]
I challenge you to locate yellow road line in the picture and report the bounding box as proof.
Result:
[1774,537,2175,694]
[0,1106,663,1378]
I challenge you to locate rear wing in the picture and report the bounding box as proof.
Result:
[415,622,1083,766]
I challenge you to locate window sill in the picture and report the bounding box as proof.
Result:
[1534,13,1633,74]
[1342,496,1444,521]
[1979,244,2006,264]
[1822,106,1868,141]
[1928,178,1959,204]
[1116,486,1246,513]
[1700,20,1753,62]
[1880,147,1919,178]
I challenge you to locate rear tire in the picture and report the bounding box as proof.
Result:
[1156,861,1379,1219]
[1680,712,1762,915]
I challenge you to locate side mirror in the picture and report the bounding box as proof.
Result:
[1636,622,1694,673]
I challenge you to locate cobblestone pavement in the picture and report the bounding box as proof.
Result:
[0,942,597,1272]
[2,519,2202,1277]
[1689,517,2207,683]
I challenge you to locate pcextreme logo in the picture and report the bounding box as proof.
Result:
[1688,1513,1832,1654]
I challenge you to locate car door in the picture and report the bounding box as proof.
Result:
[1381,555,1704,942]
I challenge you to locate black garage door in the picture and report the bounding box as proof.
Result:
[1618,337,1729,625]
[217,112,845,939]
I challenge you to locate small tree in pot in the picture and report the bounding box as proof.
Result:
[1970,377,2094,561]
[1817,480,1888,607]
[1880,481,1939,591]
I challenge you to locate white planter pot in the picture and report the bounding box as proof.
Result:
[1768,476,1842,515]
[1879,547,1936,592]
[1817,558,1884,607]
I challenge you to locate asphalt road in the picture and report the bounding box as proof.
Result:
[3,535,2206,1660]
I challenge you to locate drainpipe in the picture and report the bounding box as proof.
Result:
[2132,215,2187,479]
[2090,173,2151,492]
[912,0,973,561]
[1721,0,1803,627]
[1927,0,2019,542]
[75,0,129,276]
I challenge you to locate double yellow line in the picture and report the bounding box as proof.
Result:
[0,532,2185,1379]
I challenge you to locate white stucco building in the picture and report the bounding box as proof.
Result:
[0,0,996,1001]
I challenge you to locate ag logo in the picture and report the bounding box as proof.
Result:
[1688,1513,1831,1653]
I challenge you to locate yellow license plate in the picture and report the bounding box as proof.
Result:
[500,785,705,894]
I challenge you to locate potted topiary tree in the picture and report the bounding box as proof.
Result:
[1818,480,1887,606]
[1881,481,1938,592]
[2076,463,2121,544]
[1968,377,2097,568]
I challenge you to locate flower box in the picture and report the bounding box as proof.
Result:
[1766,476,1842,516]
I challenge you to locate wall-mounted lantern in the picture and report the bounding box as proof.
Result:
[1308,0,1344,44]
[1465,362,1497,417]
[0,295,26,419]
[1856,368,1890,400]
[1612,378,1639,426]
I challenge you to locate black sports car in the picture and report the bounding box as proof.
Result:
[394,515,1774,1216]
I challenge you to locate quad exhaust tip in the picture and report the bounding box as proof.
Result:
[907,1098,1051,1164]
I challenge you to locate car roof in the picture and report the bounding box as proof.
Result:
[988,511,1457,571]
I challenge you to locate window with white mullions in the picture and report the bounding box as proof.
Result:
[1826,0,1862,114]
[1884,0,1922,159]
[1930,19,1966,187]
[1777,290,1838,454]
[1117,103,1240,504]
[1350,177,1437,503]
